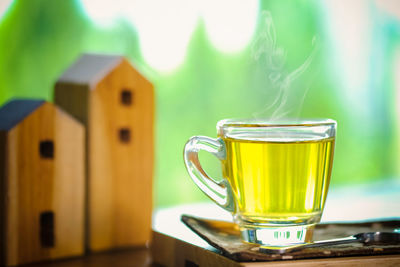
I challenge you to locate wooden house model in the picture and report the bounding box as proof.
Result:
[0,99,85,266]
[54,54,154,252]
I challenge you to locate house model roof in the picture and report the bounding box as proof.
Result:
[57,54,124,89]
[0,99,45,131]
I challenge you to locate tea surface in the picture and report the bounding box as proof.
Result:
[222,135,334,225]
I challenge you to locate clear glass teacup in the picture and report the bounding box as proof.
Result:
[184,118,336,247]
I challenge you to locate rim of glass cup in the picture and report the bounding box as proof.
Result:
[217,118,337,129]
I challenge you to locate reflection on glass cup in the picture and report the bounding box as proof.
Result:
[184,119,336,247]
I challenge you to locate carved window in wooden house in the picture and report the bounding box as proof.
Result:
[40,211,55,248]
[39,140,54,159]
[119,128,131,143]
[121,89,133,106]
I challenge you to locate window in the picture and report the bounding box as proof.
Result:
[121,89,133,106]
[119,128,131,143]
[40,211,55,248]
[39,140,54,159]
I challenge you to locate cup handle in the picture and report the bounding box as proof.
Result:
[184,136,234,213]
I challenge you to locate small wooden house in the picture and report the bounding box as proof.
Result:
[0,99,85,266]
[54,54,154,252]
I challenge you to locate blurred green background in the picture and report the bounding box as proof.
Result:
[0,0,399,207]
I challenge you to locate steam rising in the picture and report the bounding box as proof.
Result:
[251,11,318,120]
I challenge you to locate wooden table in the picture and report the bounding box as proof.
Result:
[151,192,400,267]
[25,248,151,267]
[21,181,400,266]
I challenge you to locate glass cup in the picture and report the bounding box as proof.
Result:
[183,118,336,247]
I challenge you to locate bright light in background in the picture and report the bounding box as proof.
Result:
[394,46,400,174]
[127,0,199,73]
[201,0,259,53]
[322,0,372,118]
[0,0,13,20]
[81,0,199,73]
[80,0,125,27]
[80,0,260,72]
[376,0,400,18]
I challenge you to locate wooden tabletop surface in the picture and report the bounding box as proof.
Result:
[20,183,400,267]
[24,248,152,267]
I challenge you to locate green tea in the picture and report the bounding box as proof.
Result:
[222,134,334,225]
